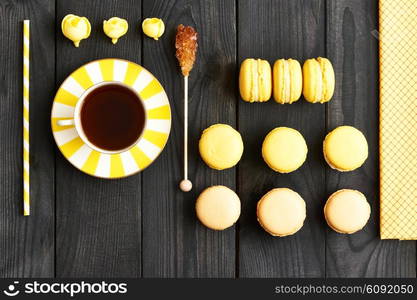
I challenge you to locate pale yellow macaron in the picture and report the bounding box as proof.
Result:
[273,58,302,104]
[324,189,371,234]
[302,57,335,103]
[196,185,241,230]
[257,188,306,236]
[323,126,368,171]
[199,124,244,170]
[262,127,308,173]
[239,58,272,102]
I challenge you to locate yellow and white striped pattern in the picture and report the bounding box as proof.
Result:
[51,59,171,178]
[23,20,30,215]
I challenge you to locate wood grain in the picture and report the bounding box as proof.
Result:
[237,0,327,277]
[0,0,415,279]
[55,0,143,277]
[325,0,416,277]
[141,0,237,277]
[0,0,55,277]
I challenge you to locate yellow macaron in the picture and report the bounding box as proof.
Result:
[239,58,272,102]
[323,126,368,171]
[302,57,335,103]
[262,127,308,173]
[273,58,302,104]
[257,188,306,236]
[199,124,244,170]
[196,185,241,230]
[324,189,371,234]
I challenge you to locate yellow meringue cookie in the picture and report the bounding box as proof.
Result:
[61,14,91,47]
[142,18,165,40]
[103,17,128,44]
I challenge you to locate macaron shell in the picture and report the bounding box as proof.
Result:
[257,188,306,236]
[324,189,371,234]
[317,57,335,103]
[196,186,241,230]
[239,58,254,102]
[323,126,368,171]
[303,58,323,103]
[258,59,272,101]
[323,145,347,172]
[273,59,290,104]
[288,59,302,103]
[199,124,244,170]
[323,142,354,172]
[262,127,308,173]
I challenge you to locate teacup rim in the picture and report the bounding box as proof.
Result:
[74,81,148,155]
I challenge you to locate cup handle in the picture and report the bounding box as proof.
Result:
[57,119,75,126]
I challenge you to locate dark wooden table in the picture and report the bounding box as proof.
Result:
[0,0,415,278]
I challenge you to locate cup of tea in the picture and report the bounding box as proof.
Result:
[57,81,147,154]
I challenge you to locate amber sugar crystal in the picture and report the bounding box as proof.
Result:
[175,24,198,76]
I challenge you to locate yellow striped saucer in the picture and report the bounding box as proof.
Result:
[51,58,171,179]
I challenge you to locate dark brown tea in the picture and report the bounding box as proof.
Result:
[80,84,145,151]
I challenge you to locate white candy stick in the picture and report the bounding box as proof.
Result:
[179,76,192,192]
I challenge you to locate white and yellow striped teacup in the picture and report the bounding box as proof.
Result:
[57,81,147,155]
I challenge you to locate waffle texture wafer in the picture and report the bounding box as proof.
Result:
[379,0,417,240]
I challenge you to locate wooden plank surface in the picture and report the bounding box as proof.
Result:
[325,0,416,277]
[237,0,327,277]
[0,0,415,279]
[142,0,237,278]
[0,0,55,277]
[55,0,143,277]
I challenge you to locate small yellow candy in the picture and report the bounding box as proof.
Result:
[142,18,165,40]
[103,17,128,44]
[61,14,91,47]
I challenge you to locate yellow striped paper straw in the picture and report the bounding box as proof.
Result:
[23,20,30,216]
